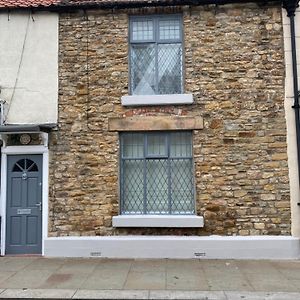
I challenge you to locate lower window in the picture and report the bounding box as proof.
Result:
[120,131,195,215]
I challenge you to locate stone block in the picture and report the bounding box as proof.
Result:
[108,116,204,131]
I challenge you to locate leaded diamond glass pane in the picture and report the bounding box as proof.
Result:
[170,159,194,214]
[121,132,194,215]
[158,44,182,94]
[122,160,144,214]
[131,44,155,95]
[147,134,167,157]
[159,19,181,40]
[132,20,154,41]
[123,133,144,158]
[146,160,169,214]
[170,132,192,157]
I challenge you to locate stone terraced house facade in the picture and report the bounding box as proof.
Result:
[0,0,299,258]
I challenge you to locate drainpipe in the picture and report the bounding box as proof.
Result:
[283,0,300,204]
[0,99,5,126]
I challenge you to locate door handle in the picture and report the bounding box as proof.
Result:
[36,202,42,211]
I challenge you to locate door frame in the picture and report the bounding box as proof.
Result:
[0,145,49,256]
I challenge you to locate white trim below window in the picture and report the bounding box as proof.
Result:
[121,94,193,106]
[112,215,204,228]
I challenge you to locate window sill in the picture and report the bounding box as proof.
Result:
[112,215,204,228]
[121,94,193,106]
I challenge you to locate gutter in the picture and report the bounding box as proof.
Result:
[283,0,300,205]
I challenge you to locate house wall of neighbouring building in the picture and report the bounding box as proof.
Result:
[283,6,300,237]
[49,3,291,237]
[0,11,58,124]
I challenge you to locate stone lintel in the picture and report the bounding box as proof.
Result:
[108,116,204,131]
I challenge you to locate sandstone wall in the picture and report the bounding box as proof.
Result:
[49,3,290,237]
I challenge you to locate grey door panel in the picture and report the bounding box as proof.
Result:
[6,155,43,255]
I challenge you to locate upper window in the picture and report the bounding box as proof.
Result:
[120,131,195,215]
[129,15,183,95]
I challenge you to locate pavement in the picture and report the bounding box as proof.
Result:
[0,257,300,299]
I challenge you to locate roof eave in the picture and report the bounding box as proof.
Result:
[0,0,282,12]
[0,124,56,134]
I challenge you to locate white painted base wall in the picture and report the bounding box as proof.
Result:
[44,236,300,259]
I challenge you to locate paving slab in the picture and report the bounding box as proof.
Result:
[73,289,149,299]
[23,258,65,271]
[149,290,226,300]
[131,259,166,273]
[272,261,300,280]
[0,257,38,272]
[166,269,209,290]
[0,270,53,289]
[206,275,254,292]
[95,259,132,271]
[276,269,300,281]
[288,279,300,292]
[0,289,76,299]
[81,269,129,290]
[225,291,300,300]
[245,274,299,293]
[39,273,90,289]
[235,261,279,275]
[202,260,242,276]
[124,271,166,290]
[0,272,16,285]
[167,259,201,271]
[56,259,98,275]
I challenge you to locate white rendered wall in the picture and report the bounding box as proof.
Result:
[0,12,58,124]
[283,8,300,237]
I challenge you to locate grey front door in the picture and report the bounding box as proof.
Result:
[6,155,42,255]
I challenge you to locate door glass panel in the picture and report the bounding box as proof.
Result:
[13,159,25,172]
[27,160,38,172]
[12,159,39,172]
[18,159,26,170]
[12,164,22,172]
